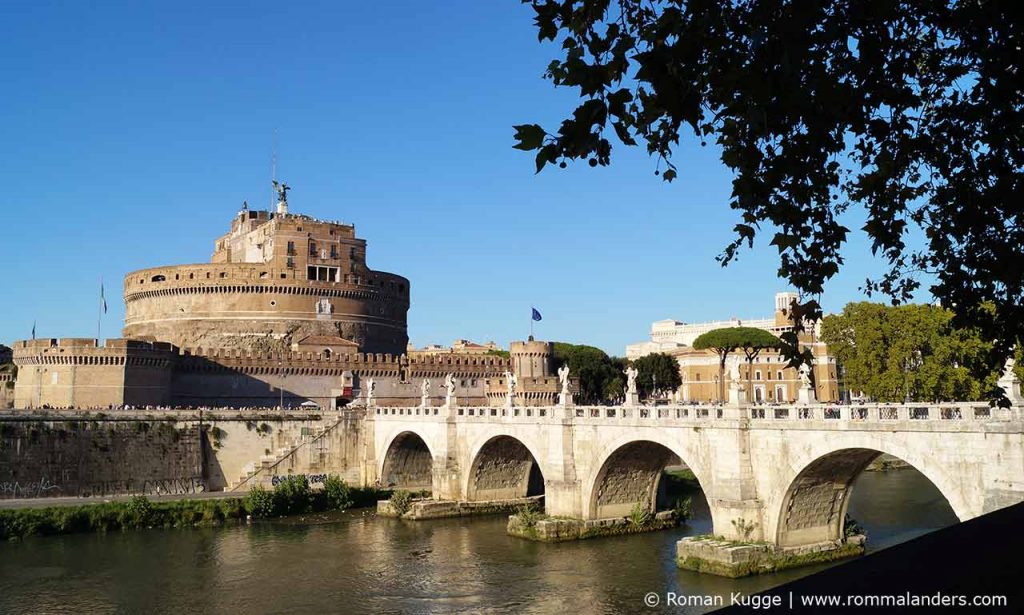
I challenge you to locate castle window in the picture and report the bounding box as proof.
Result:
[280,273,287,279]
[259,272,268,279]
[287,241,296,256]
[777,371,783,380]
[323,348,332,359]
[755,370,762,381]
[219,272,227,279]
[287,258,295,269]
[151,275,166,282]
[308,265,339,282]
[309,241,318,256]
[330,245,338,259]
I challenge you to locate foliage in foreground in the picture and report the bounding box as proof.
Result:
[514,1,1024,390]
[0,475,393,541]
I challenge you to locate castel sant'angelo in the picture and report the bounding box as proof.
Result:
[11,184,564,409]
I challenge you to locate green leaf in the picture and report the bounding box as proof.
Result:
[534,144,559,173]
[513,124,547,151]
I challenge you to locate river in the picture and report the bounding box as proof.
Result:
[0,469,957,614]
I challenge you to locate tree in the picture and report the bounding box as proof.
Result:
[693,327,779,401]
[735,328,782,401]
[514,1,1023,389]
[820,302,998,402]
[631,352,682,400]
[552,342,623,403]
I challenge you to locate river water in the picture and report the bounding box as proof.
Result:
[0,469,957,614]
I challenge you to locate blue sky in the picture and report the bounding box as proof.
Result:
[0,1,924,355]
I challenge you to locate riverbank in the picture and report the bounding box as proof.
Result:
[0,475,395,541]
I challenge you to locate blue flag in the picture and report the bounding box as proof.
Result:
[531,307,542,322]
[31,321,36,340]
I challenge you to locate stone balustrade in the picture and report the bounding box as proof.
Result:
[371,400,1010,429]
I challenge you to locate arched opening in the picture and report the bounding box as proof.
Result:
[466,436,545,501]
[777,449,958,549]
[380,432,433,491]
[590,441,708,522]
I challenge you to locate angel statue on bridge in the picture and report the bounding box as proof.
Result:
[421,379,431,397]
[624,365,639,394]
[557,364,570,395]
[504,371,517,395]
[444,373,457,396]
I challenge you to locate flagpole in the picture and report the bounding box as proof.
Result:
[97,276,103,344]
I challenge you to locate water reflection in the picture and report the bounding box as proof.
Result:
[0,469,955,615]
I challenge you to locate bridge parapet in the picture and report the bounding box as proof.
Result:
[372,401,1018,432]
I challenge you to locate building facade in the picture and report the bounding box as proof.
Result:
[627,292,841,403]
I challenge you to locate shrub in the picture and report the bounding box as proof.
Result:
[389,490,413,516]
[628,500,651,527]
[674,496,693,522]
[324,475,353,511]
[124,495,154,527]
[272,475,312,516]
[844,513,866,539]
[245,486,276,518]
[516,500,544,528]
[731,517,758,541]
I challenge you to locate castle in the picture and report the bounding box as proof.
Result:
[10,187,565,409]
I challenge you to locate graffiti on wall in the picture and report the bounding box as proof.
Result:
[0,476,62,498]
[271,473,327,487]
[77,477,206,498]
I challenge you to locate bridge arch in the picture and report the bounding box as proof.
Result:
[465,434,547,501]
[379,431,434,491]
[586,436,711,520]
[773,444,970,548]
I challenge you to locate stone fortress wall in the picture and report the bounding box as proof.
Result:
[11,338,514,409]
[12,338,175,410]
[0,409,366,499]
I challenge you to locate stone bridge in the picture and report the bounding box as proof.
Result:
[366,400,1024,572]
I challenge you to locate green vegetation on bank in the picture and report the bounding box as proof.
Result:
[0,475,393,541]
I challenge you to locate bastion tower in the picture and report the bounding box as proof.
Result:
[122,185,410,355]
